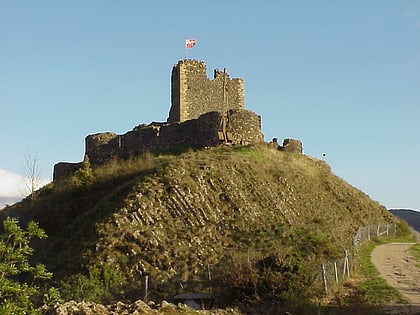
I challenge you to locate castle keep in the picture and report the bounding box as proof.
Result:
[53,59,265,180]
[168,59,245,123]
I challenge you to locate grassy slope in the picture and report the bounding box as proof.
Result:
[4,144,396,303]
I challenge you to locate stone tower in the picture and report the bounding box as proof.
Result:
[167,59,245,123]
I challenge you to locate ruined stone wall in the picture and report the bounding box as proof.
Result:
[279,139,303,153]
[227,109,263,145]
[53,161,83,181]
[82,109,263,168]
[168,59,245,123]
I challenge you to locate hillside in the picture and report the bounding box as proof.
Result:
[3,144,396,305]
[389,209,420,232]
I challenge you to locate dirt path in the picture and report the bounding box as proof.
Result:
[371,242,420,305]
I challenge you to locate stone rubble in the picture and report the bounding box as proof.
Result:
[42,300,242,315]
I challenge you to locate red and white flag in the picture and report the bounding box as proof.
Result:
[185,39,196,49]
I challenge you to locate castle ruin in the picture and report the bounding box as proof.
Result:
[54,59,266,180]
[168,59,245,123]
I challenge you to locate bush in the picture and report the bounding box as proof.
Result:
[69,155,93,188]
[60,274,109,303]
[214,249,316,306]
[60,264,125,304]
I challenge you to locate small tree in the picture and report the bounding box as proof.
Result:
[69,155,93,188]
[23,152,42,206]
[0,217,53,314]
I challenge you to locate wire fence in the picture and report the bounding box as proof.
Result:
[143,223,400,300]
[317,250,353,296]
[352,223,397,247]
[411,229,420,242]
[319,223,396,295]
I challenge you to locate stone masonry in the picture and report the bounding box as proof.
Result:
[168,59,244,123]
[84,109,262,168]
[53,59,303,181]
[53,59,264,180]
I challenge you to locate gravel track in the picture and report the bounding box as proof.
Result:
[371,242,420,307]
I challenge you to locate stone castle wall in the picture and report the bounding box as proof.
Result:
[54,109,263,179]
[168,60,244,123]
[85,109,262,167]
[280,138,303,153]
[53,161,83,182]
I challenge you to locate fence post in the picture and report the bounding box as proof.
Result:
[144,275,149,301]
[346,250,350,277]
[342,250,350,279]
[321,263,328,296]
[334,261,338,283]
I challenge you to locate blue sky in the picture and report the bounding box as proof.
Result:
[1,1,419,210]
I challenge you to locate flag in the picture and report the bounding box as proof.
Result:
[185,39,196,49]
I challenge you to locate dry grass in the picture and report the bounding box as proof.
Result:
[5,144,397,306]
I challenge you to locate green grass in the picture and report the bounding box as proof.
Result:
[409,243,420,268]
[329,223,416,309]
[355,241,407,305]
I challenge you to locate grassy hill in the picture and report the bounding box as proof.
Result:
[3,144,396,306]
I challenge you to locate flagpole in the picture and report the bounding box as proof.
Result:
[184,38,187,60]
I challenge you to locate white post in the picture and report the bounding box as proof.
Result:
[342,250,348,279]
[342,250,350,278]
[334,261,338,283]
[144,275,149,301]
[321,263,328,296]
